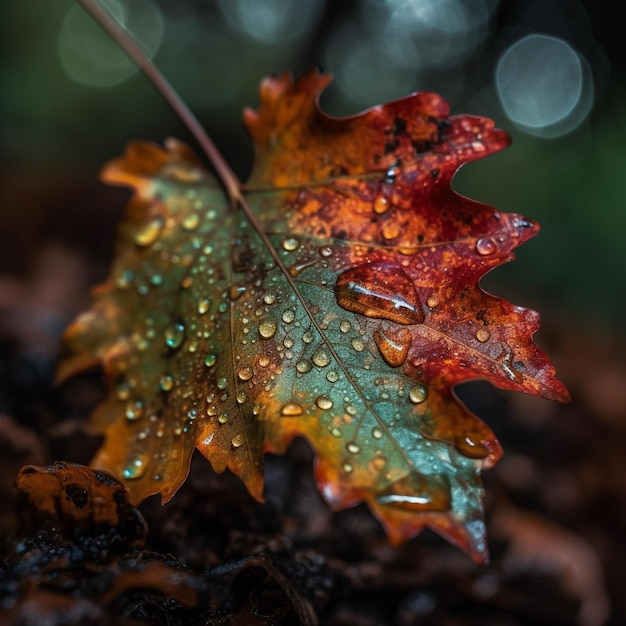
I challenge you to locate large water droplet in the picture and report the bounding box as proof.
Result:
[122,455,148,480]
[134,217,164,247]
[335,262,424,325]
[455,434,489,459]
[409,384,428,404]
[374,327,412,367]
[312,347,331,368]
[282,309,295,323]
[316,396,333,410]
[165,322,185,349]
[238,366,253,381]
[376,471,450,511]
[204,353,217,368]
[296,359,312,373]
[282,237,298,251]
[231,434,243,448]
[259,320,277,339]
[125,400,144,421]
[281,402,303,416]
[346,441,361,454]
[475,237,496,256]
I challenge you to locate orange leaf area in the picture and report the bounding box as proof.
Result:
[58,70,568,563]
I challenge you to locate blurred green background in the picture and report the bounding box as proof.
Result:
[1,0,624,326]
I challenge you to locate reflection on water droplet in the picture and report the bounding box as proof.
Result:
[316,396,333,410]
[475,237,496,256]
[125,400,144,421]
[351,338,365,352]
[258,355,270,367]
[282,309,295,323]
[238,366,253,381]
[281,402,303,416]
[312,347,331,367]
[339,320,351,333]
[409,384,428,404]
[372,426,383,440]
[335,262,424,324]
[319,246,333,257]
[302,330,313,344]
[282,237,298,251]
[342,461,353,473]
[476,328,490,343]
[165,322,185,349]
[182,213,200,231]
[346,441,361,454]
[217,377,228,389]
[160,374,174,392]
[455,434,489,459]
[135,217,164,247]
[123,455,148,480]
[263,293,276,305]
[237,391,248,404]
[376,471,450,511]
[231,434,243,448]
[197,298,211,315]
[204,353,217,368]
[374,327,412,367]
[218,413,229,424]
[296,359,312,373]
[259,320,277,338]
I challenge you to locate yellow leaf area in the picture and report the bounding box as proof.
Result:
[59,70,568,563]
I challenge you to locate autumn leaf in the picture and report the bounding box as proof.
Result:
[58,70,568,563]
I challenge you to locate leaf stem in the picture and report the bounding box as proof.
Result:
[76,0,242,201]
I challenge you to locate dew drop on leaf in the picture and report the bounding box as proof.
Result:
[476,328,490,343]
[296,359,312,373]
[164,322,185,349]
[282,237,298,251]
[346,441,361,454]
[409,384,428,404]
[281,402,304,416]
[259,320,277,338]
[335,262,424,325]
[475,237,496,256]
[342,461,353,473]
[204,353,217,368]
[122,454,148,480]
[374,327,412,367]
[159,374,174,392]
[351,337,365,352]
[339,320,351,333]
[372,426,383,440]
[217,377,228,389]
[197,298,211,315]
[376,471,450,511]
[263,293,276,305]
[315,396,333,410]
[455,434,489,459]
[282,309,295,323]
[373,194,389,214]
[319,246,333,257]
[134,216,164,247]
[182,212,200,231]
[312,347,331,368]
[426,294,439,308]
[231,434,243,448]
[238,366,253,381]
[326,370,339,383]
[125,399,144,421]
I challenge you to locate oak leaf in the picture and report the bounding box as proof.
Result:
[58,70,568,562]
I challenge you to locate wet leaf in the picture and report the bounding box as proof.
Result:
[58,70,568,562]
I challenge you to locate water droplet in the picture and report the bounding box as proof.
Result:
[259,320,277,339]
[426,294,439,308]
[455,434,489,459]
[197,298,211,315]
[319,246,333,257]
[302,330,314,344]
[476,328,490,343]
[165,322,185,349]
[330,427,342,438]
[282,309,295,323]
[335,262,424,325]
[346,441,361,454]
[217,377,228,389]
[263,293,276,305]
[373,194,389,214]
[231,434,243,448]
[326,370,339,383]
[236,391,248,404]
[381,222,401,240]
[229,285,246,301]
[372,426,383,440]
[160,374,174,392]
[115,269,135,289]
[312,347,331,368]
[409,384,428,404]
[346,404,358,416]
[218,413,229,424]
[204,353,217,368]
[351,338,365,352]
[182,213,200,231]
[296,359,312,373]
[281,403,303,416]
[125,399,144,421]
[385,164,400,183]
[475,237,496,256]
[282,237,298,251]
[258,355,271,367]
[374,327,412,367]
[339,320,351,333]
[316,396,333,410]
[134,217,164,247]
[342,461,353,473]
[116,381,132,401]
[238,366,253,381]
[122,455,148,480]
[376,471,450,511]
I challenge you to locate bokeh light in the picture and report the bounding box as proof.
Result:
[496,34,594,137]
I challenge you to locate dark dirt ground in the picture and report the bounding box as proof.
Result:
[0,167,625,625]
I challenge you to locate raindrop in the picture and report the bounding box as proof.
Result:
[455,434,489,459]
[281,402,304,416]
[316,396,333,410]
[259,320,277,339]
[231,434,244,448]
[335,262,424,324]
[326,370,339,383]
[409,384,428,404]
[182,212,200,231]
[376,472,450,511]
[339,320,351,333]
[229,284,246,301]
[330,427,342,438]
[346,441,361,454]
[204,353,217,368]
[342,461,354,473]
[475,237,496,256]
[236,391,248,404]
[302,330,314,344]
[159,374,174,392]
[258,355,271,367]
[476,328,490,343]
[312,347,331,368]
[197,298,211,315]
[134,216,164,247]
[218,413,229,424]
[351,338,365,352]
[165,322,185,349]
[373,194,389,214]
[238,366,253,381]
[282,309,295,323]
[319,246,333,257]
[125,400,144,421]
[122,455,148,480]
[263,293,276,305]
[426,294,439,308]
[296,359,312,373]
[217,377,229,389]
[282,237,298,251]
[372,426,383,440]
[374,327,412,367]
